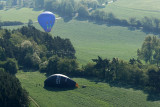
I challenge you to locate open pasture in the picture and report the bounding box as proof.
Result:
[16,71,160,107]
[102,0,160,20]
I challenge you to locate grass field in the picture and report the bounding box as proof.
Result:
[1,8,149,64]
[102,0,160,20]
[16,71,160,107]
[0,8,43,23]
[40,20,148,64]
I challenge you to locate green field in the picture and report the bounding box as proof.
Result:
[0,8,43,23]
[16,71,160,107]
[1,8,150,64]
[102,0,160,20]
[48,20,148,64]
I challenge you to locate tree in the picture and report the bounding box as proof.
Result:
[147,66,160,92]
[129,17,137,26]
[78,5,89,18]
[6,0,17,7]
[4,58,18,74]
[129,58,136,65]
[0,47,6,61]
[108,12,116,22]
[137,36,154,63]
[65,2,74,17]
[17,0,22,7]
[92,56,110,79]
[142,17,153,32]
[97,0,106,5]
[153,47,160,66]
[24,52,41,69]
[82,63,96,77]
[34,0,44,8]
[0,70,29,107]
[28,19,33,26]
[153,18,160,33]
[57,58,78,75]
[0,3,4,10]
[46,56,59,75]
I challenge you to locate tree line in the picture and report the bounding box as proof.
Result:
[90,10,160,34]
[3,0,160,34]
[41,36,160,94]
[0,21,23,26]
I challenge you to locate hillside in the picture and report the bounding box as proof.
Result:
[0,8,149,64]
[102,0,160,20]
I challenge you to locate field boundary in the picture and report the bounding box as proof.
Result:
[112,3,160,13]
[29,96,40,107]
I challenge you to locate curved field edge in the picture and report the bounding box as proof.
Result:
[101,0,160,20]
[16,71,160,107]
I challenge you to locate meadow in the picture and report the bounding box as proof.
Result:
[102,0,160,20]
[16,71,160,107]
[1,8,149,65]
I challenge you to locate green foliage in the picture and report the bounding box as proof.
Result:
[0,26,76,71]
[0,21,23,26]
[0,58,18,74]
[97,0,106,5]
[58,0,76,17]
[78,5,89,18]
[0,3,4,10]
[57,57,79,75]
[45,56,59,74]
[44,56,79,76]
[80,0,98,9]
[0,70,29,107]
[0,46,6,61]
[34,0,44,9]
[17,26,76,59]
[137,35,160,65]
[82,63,96,77]
[80,56,160,93]
[28,19,33,26]
[44,0,60,11]
[24,53,41,69]
[147,65,160,92]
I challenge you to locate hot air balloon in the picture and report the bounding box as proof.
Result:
[38,11,55,32]
[44,74,79,88]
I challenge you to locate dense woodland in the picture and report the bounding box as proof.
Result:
[0,69,29,107]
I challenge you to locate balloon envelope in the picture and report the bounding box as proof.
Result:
[38,11,55,32]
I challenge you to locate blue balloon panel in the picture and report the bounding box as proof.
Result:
[38,11,55,32]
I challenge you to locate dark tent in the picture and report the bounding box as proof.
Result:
[44,74,78,88]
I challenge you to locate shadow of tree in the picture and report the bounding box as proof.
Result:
[88,78,160,101]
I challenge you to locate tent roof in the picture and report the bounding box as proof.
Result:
[48,74,70,79]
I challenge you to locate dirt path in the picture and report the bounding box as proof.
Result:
[29,96,40,107]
